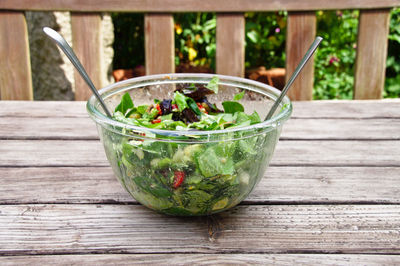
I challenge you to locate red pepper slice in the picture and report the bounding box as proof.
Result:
[155,104,162,115]
[151,119,161,124]
[172,104,178,110]
[173,171,185,189]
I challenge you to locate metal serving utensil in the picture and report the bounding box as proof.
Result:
[265,36,323,120]
[43,27,112,117]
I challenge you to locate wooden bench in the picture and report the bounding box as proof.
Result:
[0,0,398,101]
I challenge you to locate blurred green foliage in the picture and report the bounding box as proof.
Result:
[174,13,216,70]
[313,10,359,99]
[385,8,400,98]
[112,9,400,99]
[111,13,144,69]
[245,12,286,69]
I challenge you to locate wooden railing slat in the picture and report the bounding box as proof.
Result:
[285,12,316,101]
[216,13,245,77]
[1,0,399,12]
[354,9,391,99]
[0,11,33,100]
[71,13,102,101]
[145,14,174,75]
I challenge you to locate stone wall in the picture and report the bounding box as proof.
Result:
[26,12,114,100]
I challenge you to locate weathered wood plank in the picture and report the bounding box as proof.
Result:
[286,12,316,101]
[216,13,245,77]
[1,254,399,265]
[1,0,399,12]
[0,11,33,100]
[0,204,399,255]
[0,117,98,139]
[71,13,102,101]
[0,100,399,119]
[145,14,174,75]
[1,116,399,140]
[354,9,391,99]
[0,166,399,204]
[291,99,400,118]
[0,140,399,167]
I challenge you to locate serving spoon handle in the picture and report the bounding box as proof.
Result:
[43,27,112,117]
[265,36,323,121]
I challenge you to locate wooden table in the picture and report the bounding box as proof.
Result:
[0,100,399,265]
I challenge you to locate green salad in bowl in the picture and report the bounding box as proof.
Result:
[87,74,292,216]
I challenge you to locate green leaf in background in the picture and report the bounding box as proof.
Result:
[174,91,189,111]
[205,76,219,93]
[114,92,134,115]
[222,101,244,114]
[233,90,245,101]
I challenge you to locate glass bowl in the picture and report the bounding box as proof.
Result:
[87,73,292,216]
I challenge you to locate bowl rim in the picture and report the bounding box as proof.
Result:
[86,73,292,140]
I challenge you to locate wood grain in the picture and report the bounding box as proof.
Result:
[145,14,174,75]
[0,11,33,100]
[1,100,399,119]
[0,139,399,167]
[0,166,399,204]
[1,0,399,12]
[286,12,316,101]
[0,116,399,140]
[71,13,102,100]
[0,254,399,265]
[354,9,391,100]
[0,204,399,255]
[216,13,245,77]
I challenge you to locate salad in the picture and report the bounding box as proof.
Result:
[112,77,262,131]
[104,77,279,215]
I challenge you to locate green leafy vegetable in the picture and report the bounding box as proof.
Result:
[174,91,189,111]
[205,76,219,93]
[233,90,245,101]
[221,101,244,113]
[136,105,149,115]
[114,92,134,115]
[186,97,201,116]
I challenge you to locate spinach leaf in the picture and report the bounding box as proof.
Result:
[222,101,244,113]
[233,90,245,101]
[174,91,188,111]
[205,76,219,93]
[186,97,201,116]
[114,92,134,115]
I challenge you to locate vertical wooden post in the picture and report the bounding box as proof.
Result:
[216,13,245,77]
[354,9,391,99]
[71,13,102,101]
[145,14,175,75]
[0,11,33,100]
[286,12,316,101]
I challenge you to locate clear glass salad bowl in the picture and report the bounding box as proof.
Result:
[87,73,292,216]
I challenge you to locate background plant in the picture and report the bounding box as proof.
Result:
[112,9,400,99]
[385,8,400,98]
[313,10,358,99]
[245,12,286,70]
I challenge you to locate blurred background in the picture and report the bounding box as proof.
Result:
[26,9,400,100]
